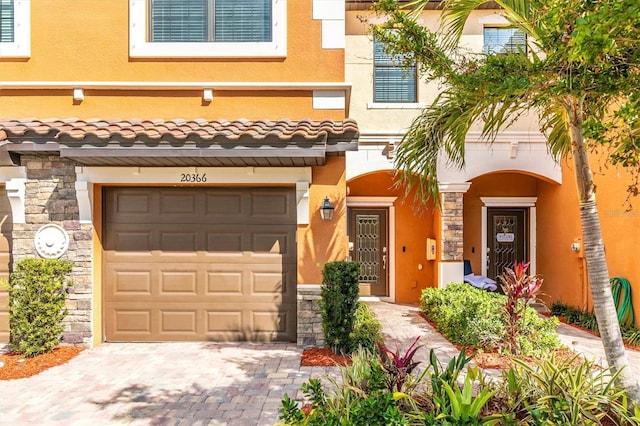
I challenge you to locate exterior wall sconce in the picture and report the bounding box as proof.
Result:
[319,197,335,220]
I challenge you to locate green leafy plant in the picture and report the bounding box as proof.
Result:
[495,354,639,425]
[7,258,74,357]
[278,348,414,425]
[320,261,360,354]
[420,284,561,356]
[350,302,382,352]
[435,375,501,425]
[498,261,543,355]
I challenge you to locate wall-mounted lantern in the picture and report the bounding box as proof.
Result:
[319,197,335,220]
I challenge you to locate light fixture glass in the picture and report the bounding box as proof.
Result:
[319,197,335,220]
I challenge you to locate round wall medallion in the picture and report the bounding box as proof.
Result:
[34,224,70,259]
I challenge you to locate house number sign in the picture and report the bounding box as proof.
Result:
[180,173,207,183]
[34,224,70,259]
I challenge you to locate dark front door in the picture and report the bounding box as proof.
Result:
[487,208,528,281]
[349,208,388,296]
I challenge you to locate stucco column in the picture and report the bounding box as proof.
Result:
[438,183,471,287]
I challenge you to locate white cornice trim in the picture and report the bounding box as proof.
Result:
[0,81,352,92]
[439,182,472,193]
[480,196,538,207]
[346,196,397,207]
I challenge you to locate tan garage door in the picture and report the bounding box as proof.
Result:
[104,187,297,342]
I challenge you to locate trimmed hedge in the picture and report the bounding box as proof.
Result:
[320,261,360,354]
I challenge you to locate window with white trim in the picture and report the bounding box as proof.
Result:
[150,0,272,43]
[129,0,286,58]
[483,27,526,54]
[373,38,417,103]
[0,0,29,58]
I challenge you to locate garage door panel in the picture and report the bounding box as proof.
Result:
[206,231,243,251]
[205,192,243,217]
[109,270,152,295]
[206,271,243,295]
[159,192,198,215]
[112,192,152,215]
[160,231,198,251]
[161,310,197,333]
[160,271,198,295]
[251,192,294,218]
[111,309,152,333]
[112,231,153,251]
[104,186,296,342]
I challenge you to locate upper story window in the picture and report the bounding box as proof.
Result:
[373,38,417,103]
[150,0,272,43]
[483,27,526,54]
[0,0,14,42]
[0,0,29,58]
[129,0,286,58]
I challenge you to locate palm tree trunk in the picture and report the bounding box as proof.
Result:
[567,97,640,402]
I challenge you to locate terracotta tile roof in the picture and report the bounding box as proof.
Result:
[0,118,359,143]
[0,118,359,167]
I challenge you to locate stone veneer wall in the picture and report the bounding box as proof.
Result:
[12,155,93,345]
[441,192,464,261]
[297,285,324,348]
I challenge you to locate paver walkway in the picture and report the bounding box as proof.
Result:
[369,302,640,378]
[1,302,639,425]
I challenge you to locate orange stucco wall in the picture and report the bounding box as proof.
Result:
[348,171,437,303]
[1,1,343,83]
[537,156,640,324]
[0,1,345,121]
[298,156,349,284]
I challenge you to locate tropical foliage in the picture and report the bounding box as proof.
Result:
[278,342,640,425]
[371,0,640,400]
[498,261,543,355]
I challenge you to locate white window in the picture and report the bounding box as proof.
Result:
[483,27,526,54]
[373,37,417,103]
[0,0,30,58]
[129,0,286,58]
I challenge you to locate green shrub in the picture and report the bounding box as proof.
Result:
[320,261,360,354]
[7,258,74,357]
[350,302,382,352]
[420,284,561,357]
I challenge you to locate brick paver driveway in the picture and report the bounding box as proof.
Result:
[0,342,336,425]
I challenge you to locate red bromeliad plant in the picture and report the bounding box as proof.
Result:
[498,261,543,355]
[376,336,423,392]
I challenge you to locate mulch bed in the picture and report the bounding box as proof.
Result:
[0,346,84,380]
[301,347,352,367]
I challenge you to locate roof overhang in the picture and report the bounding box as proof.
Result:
[0,118,359,167]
